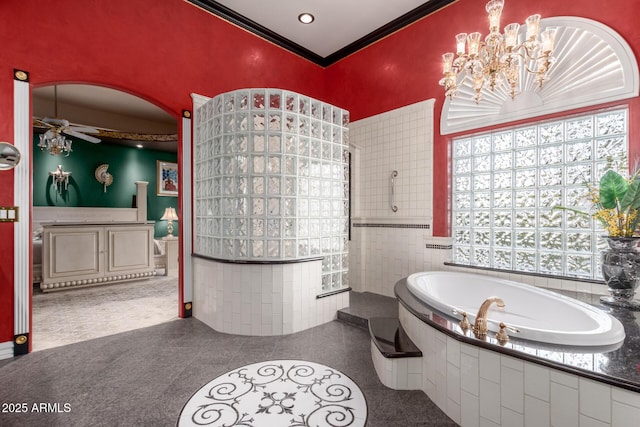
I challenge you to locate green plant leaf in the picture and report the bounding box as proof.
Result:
[600,170,629,209]
[620,177,640,211]
[551,205,591,217]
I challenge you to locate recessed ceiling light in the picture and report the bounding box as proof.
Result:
[298,13,314,24]
[136,144,143,149]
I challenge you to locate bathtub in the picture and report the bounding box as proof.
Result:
[406,271,625,347]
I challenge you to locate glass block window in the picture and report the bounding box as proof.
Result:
[452,108,628,279]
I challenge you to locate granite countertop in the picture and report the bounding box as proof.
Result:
[395,279,640,393]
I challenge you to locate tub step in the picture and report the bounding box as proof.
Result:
[369,317,422,358]
[337,291,398,330]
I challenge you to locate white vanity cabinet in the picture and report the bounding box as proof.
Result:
[40,222,155,291]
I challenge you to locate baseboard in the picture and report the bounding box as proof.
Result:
[0,341,13,360]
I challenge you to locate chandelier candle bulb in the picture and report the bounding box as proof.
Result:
[526,14,541,40]
[541,28,558,53]
[456,33,467,55]
[442,53,454,73]
[486,0,504,32]
[504,23,520,48]
[467,32,482,57]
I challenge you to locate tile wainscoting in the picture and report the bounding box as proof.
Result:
[349,225,450,296]
[349,228,611,299]
[193,257,349,336]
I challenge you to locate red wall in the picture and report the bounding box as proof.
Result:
[324,0,640,235]
[0,0,327,344]
[1,0,639,345]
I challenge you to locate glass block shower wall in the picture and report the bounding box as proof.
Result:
[193,89,350,293]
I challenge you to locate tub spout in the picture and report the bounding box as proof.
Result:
[473,296,505,337]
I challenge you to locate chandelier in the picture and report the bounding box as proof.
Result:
[37,85,73,156]
[38,130,72,156]
[439,0,558,103]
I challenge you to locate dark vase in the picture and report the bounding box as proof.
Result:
[600,236,640,310]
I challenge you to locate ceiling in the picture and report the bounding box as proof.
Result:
[189,0,454,66]
[32,85,178,152]
[31,1,455,152]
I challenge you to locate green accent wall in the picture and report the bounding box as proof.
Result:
[33,136,178,238]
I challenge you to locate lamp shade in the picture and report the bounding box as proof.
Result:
[161,207,178,221]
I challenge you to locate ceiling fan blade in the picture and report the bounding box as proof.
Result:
[63,129,101,144]
[68,125,99,134]
[42,117,69,126]
[33,118,55,128]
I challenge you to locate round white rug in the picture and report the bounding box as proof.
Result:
[178,360,367,426]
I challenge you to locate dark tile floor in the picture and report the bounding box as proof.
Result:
[0,291,457,427]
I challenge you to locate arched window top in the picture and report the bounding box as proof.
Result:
[440,17,639,135]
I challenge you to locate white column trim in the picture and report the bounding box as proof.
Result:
[181,113,193,304]
[13,74,30,341]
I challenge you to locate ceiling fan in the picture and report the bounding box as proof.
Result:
[33,86,101,145]
[32,84,178,153]
[34,117,101,144]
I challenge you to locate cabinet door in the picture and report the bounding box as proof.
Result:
[42,226,104,283]
[105,225,154,274]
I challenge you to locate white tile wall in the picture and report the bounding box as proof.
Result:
[193,257,348,336]
[349,226,451,296]
[524,395,550,427]
[370,340,423,390]
[550,381,579,426]
[580,378,612,423]
[350,100,434,220]
[348,99,611,298]
[349,99,455,296]
[372,304,640,427]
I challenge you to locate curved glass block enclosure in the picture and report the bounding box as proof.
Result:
[194,89,350,292]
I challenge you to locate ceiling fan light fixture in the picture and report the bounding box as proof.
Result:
[38,131,72,156]
[298,13,314,24]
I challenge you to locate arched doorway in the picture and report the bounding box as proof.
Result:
[16,84,182,354]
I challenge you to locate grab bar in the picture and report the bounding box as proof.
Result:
[391,170,398,212]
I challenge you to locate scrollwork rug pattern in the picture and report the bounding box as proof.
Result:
[178,360,367,427]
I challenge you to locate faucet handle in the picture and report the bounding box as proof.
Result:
[452,308,471,331]
[496,322,510,344]
[495,322,520,345]
[459,312,471,331]
[501,323,520,333]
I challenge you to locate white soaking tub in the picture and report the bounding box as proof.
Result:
[406,271,625,347]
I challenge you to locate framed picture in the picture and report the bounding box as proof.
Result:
[157,161,178,197]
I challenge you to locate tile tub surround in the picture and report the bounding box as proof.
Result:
[178,359,367,426]
[193,257,349,336]
[388,279,640,426]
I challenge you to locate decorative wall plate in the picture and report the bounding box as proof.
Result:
[94,164,113,192]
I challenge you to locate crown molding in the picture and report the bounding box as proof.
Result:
[187,0,455,67]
